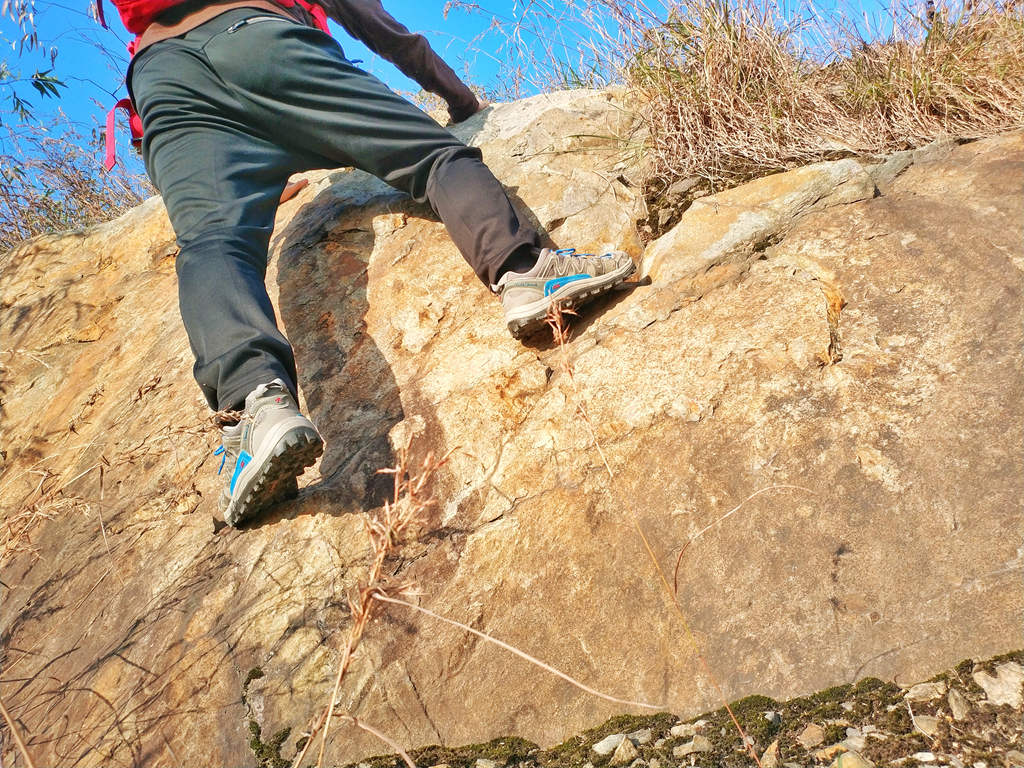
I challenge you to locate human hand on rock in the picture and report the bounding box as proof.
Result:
[279,178,309,204]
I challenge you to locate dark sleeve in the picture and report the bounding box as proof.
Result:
[320,0,479,120]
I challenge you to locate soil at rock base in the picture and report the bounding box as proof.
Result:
[245,651,1024,768]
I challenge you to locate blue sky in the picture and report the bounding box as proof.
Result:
[1,1,523,136]
[0,0,909,161]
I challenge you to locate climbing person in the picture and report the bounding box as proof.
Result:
[100,0,636,526]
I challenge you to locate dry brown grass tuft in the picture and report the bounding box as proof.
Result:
[0,119,151,251]
[634,0,1024,191]
[292,438,451,768]
[453,0,1024,195]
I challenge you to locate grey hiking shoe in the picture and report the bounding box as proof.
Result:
[496,247,636,337]
[214,379,323,526]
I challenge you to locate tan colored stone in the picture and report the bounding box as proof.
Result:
[610,736,639,766]
[831,752,874,768]
[913,715,940,738]
[673,734,712,757]
[761,739,781,768]
[948,688,971,721]
[1,96,1021,768]
[906,681,947,702]
[973,662,1024,708]
[798,723,826,749]
[815,743,848,761]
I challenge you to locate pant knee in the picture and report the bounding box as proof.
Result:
[175,226,274,278]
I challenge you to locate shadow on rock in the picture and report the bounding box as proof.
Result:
[272,189,406,516]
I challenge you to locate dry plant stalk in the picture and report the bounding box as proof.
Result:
[450,0,1024,196]
[377,594,664,710]
[297,424,666,767]
[291,439,451,768]
[543,301,778,767]
[0,690,37,768]
[1,120,150,251]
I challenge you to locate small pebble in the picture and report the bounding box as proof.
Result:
[913,715,940,738]
[972,662,1024,709]
[797,723,826,749]
[669,720,706,739]
[593,734,626,756]
[948,688,971,721]
[842,728,866,752]
[672,735,712,757]
[1005,750,1024,768]
[760,739,780,768]
[649,760,660,768]
[814,743,847,761]
[628,728,653,745]
[905,682,948,702]
[911,753,936,763]
[476,760,501,768]
[653,738,666,749]
[609,737,639,767]
[831,752,873,768]
[764,710,782,726]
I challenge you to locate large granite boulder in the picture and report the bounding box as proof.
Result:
[0,90,1020,767]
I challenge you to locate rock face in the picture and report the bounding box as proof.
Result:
[1,90,1021,767]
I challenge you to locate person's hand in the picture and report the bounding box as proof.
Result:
[279,178,309,203]
[449,96,491,125]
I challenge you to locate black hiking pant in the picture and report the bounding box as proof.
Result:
[129,8,538,410]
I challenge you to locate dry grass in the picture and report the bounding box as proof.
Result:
[290,439,451,768]
[634,0,1024,191]
[0,118,150,251]
[452,0,1024,194]
[296,427,668,767]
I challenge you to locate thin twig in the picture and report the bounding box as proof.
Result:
[672,485,815,595]
[377,594,664,710]
[545,302,766,767]
[340,716,417,768]
[302,444,450,768]
[0,691,37,768]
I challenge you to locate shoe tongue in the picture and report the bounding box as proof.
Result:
[245,378,289,408]
[499,248,551,284]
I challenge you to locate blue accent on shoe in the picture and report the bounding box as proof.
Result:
[214,445,226,475]
[555,248,576,255]
[230,450,252,494]
[544,273,590,297]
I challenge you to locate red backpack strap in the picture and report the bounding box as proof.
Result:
[95,0,108,28]
[277,0,330,34]
[105,98,143,171]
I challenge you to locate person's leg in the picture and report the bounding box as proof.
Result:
[131,15,326,525]
[197,13,540,288]
[130,30,301,411]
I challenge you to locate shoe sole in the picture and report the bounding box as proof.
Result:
[223,425,323,527]
[506,260,636,339]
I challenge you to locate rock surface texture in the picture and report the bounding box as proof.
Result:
[1,90,1021,767]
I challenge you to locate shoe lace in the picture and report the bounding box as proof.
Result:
[213,445,228,475]
[552,247,611,275]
